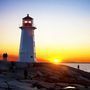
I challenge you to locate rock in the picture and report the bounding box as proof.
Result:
[36,81,55,89]
[0,81,8,89]
[7,80,38,90]
[0,62,90,90]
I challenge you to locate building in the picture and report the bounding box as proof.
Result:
[19,14,36,62]
[3,53,8,61]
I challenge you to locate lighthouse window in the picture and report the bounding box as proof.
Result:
[31,56,33,58]
[24,21,28,23]
[28,21,31,23]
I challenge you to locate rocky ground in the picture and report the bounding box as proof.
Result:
[0,61,90,90]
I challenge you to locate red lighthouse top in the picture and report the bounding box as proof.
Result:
[22,14,33,27]
[23,14,33,20]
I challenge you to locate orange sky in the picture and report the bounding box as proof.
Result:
[0,51,90,62]
[0,0,90,63]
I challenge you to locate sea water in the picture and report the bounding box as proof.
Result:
[63,63,90,72]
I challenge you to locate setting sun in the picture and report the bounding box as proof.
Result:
[49,58,62,64]
[53,59,62,64]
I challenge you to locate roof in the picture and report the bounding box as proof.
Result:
[23,14,33,20]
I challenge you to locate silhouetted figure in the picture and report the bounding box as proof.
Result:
[77,65,80,69]
[5,81,12,90]
[24,68,28,79]
[3,53,8,61]
[9,62,15,72]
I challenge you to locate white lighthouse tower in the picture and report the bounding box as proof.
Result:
[19,14,36,62]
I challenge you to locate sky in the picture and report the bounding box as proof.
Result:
[0,0,90,62]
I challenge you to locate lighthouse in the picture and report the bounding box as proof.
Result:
[19,14,36,62]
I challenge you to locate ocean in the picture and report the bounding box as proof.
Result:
[63,63,90,72]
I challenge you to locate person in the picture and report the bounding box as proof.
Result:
[24,68,28,79]
[77,65,80,69]
[10,62,15,72]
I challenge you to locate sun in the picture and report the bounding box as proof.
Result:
[53,59,60,64]
[49,58,62,64]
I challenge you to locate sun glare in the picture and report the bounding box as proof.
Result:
[49,58,62,64]
[53,59,60,64]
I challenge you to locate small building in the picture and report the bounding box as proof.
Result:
[3,53,8,61]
